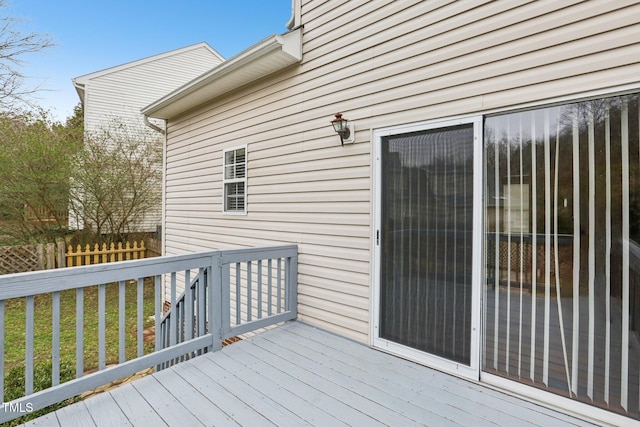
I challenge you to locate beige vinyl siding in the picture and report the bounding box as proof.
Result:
[162,0,640,343]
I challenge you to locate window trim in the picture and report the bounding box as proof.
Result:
[222,144,247,215]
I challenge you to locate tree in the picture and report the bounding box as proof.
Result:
[69,122,162,244]
[0,110,80,244]
[0,1,53,109]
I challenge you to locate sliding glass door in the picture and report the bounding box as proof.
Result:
[483,93,640,421]
[374,117,481,377]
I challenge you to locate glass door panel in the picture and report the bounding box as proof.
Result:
[483,93,640,421]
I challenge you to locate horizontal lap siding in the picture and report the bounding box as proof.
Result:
[84,46,223,134]
[163,0,640,343]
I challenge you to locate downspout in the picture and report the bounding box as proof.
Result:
[143,115,167,258]
[143,115,166,135]
[285,0,296,30]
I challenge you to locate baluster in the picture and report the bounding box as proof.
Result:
[98,284,106,370]
[257,260,263,319]
[277,258,282,313]
[185,270,193,343]
[52,291,60,386]
[119,280,126,363]
[235,263,241,324]
[137,277,144,357]
[25,295,34,395]
[267,259,273,316]
[154,275,161,370]
[76,287,84,378]
[197,268,205,355]
[170,272,177,347]
[246,261,252,322]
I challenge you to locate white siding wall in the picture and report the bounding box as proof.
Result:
[81,45,223,232]
[83,45,223,134]
[163,0,640,343]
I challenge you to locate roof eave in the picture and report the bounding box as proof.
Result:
[142,27,302,120]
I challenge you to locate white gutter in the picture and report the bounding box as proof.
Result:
[142,27,302,120]
[72,78,85,105]
[143,115,166,135]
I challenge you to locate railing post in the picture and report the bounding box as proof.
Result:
[209,253,223,352]
[286,252,298,318]
[221,260,231,337]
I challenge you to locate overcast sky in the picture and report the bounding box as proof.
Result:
[5,0,292,121]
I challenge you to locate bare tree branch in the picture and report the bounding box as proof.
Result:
[0,1,53,109]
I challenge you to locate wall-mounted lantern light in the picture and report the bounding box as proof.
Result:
[331,112,355,145]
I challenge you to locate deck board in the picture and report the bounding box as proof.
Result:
[51,401,94,427]
[284,322,583,427]
[23,321,598,427]
[129,375,204,426]
[109,382,167,426]
[82,392,131,427]
[191,354,311,426]
[172,360,274,426]
[241,335,447,426]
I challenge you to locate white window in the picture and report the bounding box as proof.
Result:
[222,145,246,213]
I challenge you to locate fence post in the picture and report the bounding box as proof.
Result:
[36,244,45,270]
[45,243,55,270]
[56,240,65,268]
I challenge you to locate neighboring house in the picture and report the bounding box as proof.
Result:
[142,2,640,425]
[71,42,224,231]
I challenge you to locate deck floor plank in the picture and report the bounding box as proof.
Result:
[171,359,275,426]
[210,348,355,426]
[49,401,94,427]
[154,363,241,427]
[25,321,600,427]
[21,411,60,426]
[242,335,446,426]
[130,374,204,426]
[285,322,594,427]
[188,354,311,427]
[109,381,167,427]
[264,325,493,426]
[82,392,131,427]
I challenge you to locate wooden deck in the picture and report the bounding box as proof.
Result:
[23,322,596,427]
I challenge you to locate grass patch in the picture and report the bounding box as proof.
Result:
[2,279,156,424]
[2,360,79,426]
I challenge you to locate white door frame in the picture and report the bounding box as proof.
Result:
[371,114,483,381]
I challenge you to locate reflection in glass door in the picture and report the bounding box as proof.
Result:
[483,93,640,421]
[376,120,479,372]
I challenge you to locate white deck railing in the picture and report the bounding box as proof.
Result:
[0,245,298,423]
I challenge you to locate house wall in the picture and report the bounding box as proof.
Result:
[83,44,223,134]
[78,44,223,232]
[162,0,640,343]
